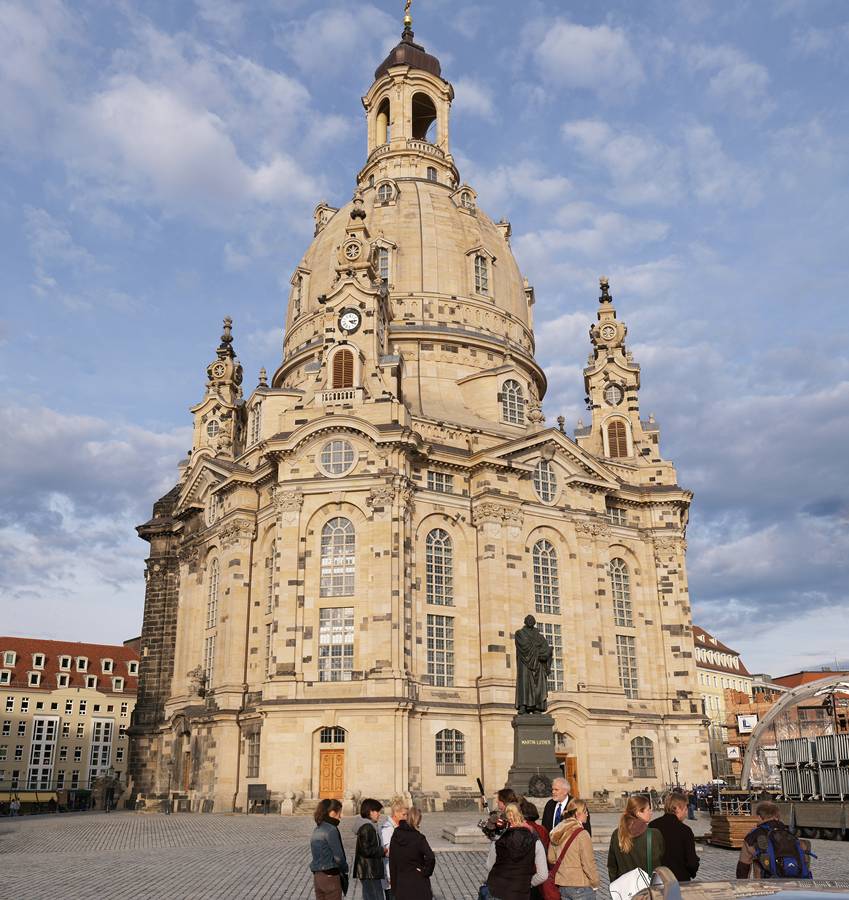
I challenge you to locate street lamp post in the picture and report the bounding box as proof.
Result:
[672,757,680,790]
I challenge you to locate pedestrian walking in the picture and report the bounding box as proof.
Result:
[547,798,599,900]
[389,806,435,900]
[607,795,664,890]
[486,802,549,900]
[353,798,385,900]
[380,796,409,899]
[650,792,699,882]
[736,800,813,880]
[309,798,348,900]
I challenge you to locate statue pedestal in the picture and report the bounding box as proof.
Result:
[506,714,562,798]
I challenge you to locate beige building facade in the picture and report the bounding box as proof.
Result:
[0,636,138,800]
[130,20,710,813]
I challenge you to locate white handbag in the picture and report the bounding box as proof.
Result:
[608,867,651,900]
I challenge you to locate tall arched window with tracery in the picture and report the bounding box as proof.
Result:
[320,517,355,597]
[607,420,628,457]
[249,401,262,446]
[206,559,219,629]
[426,528,453,606]
[435,728,465,775]
[609,557,632,627]
[265,540,276,614]
[532,539,560,615]
[474,254,489,294]
[501,379,524,425]
[331,349,354,389]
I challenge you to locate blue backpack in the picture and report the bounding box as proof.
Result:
[751,821,813,879]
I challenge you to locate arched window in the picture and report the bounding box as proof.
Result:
[501,379,524,425]
[377,182,393,203]
[631,737,655,777]
[426,166,437,182]
[426,529,453,606]
[460,190,474,210]
[320,518,355,596]
[249,401,262,446]
[320,726,346,744]
[435,729,465,775]
[265,540,275,614]
[376,98,390,145]
[474,254,489,294]
[533,460,557,503]
[376,246,390,282]
[411,92,437,141]
[206,559,219,630]
[532,540,560,615]
[331,348,354,389]
[609,558,632,627]
[607,420,628,457]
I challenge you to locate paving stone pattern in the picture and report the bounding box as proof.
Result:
[1,812,849,900]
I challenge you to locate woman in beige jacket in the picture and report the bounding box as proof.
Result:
[547,799,599,899]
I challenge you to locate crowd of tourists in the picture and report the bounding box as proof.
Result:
[308,779,813,900]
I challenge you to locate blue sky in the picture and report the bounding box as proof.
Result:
[1,0,847,675]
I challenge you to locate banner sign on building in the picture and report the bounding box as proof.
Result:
[727,746,741,759]
[737,714,758,733]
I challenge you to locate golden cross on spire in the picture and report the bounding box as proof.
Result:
[404,0,413,27]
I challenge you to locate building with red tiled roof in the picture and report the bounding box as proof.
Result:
[0,636,139,801]
[692,625,753,780]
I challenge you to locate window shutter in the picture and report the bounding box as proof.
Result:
[608,420,628,457]
[332,350,354,389]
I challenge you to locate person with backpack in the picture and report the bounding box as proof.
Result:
[736,800,813,880]
[486,803,549,900]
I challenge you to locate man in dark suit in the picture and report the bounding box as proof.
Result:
[541,777,592,835]
[650,791,699,882]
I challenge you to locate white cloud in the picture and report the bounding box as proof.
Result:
[459,157,572,214]
[194,0,245,36]
[683,124,762,206]
[528,19,645,97]
[689,43,775,119]
[452,77,496,121]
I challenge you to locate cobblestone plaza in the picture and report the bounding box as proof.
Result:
[2,812,849,899]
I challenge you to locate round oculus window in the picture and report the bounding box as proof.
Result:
[206,420,221,437]
[604,384,624,406]
[533,459,558,503]
[321,439,356,475]
[600,324,617,341]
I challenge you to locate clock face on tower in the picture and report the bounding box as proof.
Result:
[339,308,362,334]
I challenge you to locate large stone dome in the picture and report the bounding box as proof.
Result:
[290,181,530,328]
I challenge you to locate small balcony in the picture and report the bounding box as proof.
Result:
[318,388,363,405]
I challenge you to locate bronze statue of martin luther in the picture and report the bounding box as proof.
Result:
[514,614,552,714]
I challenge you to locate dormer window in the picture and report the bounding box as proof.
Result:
[76,657,88,672]
[101,659,113,674]
[113,677,124,693]
[2,651,15,667]
[32,653,45,669]
[59,656,71,670]
[86,675,97,689]
[376,247,390,282]
[57,673,69,688]
[501,379,525,425]
[28,671,41,687]
[0,671,10,685]
[128,661,138,676]
[474,255,489,295]
[460,190,474,210]
[377,182,393,203]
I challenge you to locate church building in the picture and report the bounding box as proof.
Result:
[129,14,710,812]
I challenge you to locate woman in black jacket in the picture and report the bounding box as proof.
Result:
[389,806,436,900]
[353,798,385,900]
[650,792,700,882]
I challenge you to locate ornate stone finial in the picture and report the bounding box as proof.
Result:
[599,276,612,305]
[218,316,235,357]
[577,417,585,429]
[350,189,366,221]
[404,0,413,30]
[557,415,566,433]
[258,367,268,388]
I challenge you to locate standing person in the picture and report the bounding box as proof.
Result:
[542,779,592,836]
[650,792,700,882]
[483,788,520,840]
[736,800,812,880]
[607,795,664,884]
[389,806,435,900]
[548,799,599,900]
[520,800,549,900]
[310,798,348,900]
[486,803,548,900]
[10,797,21,817]
[705,791,715,817]
[380,797,409,899]
[354,798,385,900]
[686,788,697,821]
